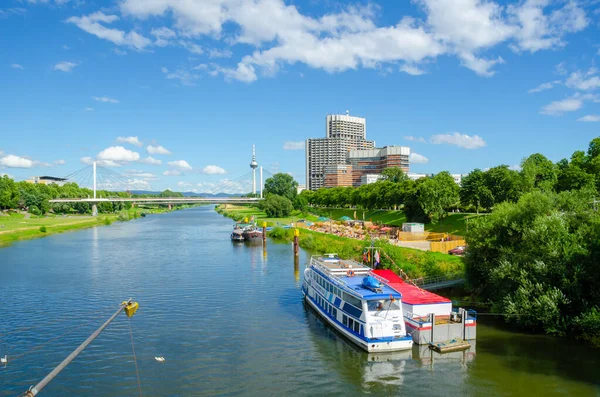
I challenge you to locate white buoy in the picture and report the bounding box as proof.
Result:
[154,356,165,362]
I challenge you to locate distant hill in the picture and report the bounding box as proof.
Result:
[130,190,242,197]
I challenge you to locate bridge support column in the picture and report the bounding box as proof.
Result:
[92,204,98,217]
[131,203,135,208]
[168,204,172,210]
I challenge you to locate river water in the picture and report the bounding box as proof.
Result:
[1,206,599,397]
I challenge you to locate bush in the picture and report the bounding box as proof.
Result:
[104,217,112,225]
[39,226,47,233]
[262,194,293,218]
[29,206,41,216]
[117,212,128,222]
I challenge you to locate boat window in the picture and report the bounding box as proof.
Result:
[333,308,337,318]
[343,315,348,326]
[342,292,362,309]
[367,299,401,312]
[354,322,360,333]
[348,318,355,331]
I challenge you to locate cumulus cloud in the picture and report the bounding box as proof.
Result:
[0,154,33,168]
[54,159,66,165]
[116,136,142,147]
[10,64,24,70]
[200,165,226,174]
[528,80,561,93]
[168,160,192,170]
[162,169,181,176]
[577,115,600,122]
[97,146,140,162]
[283,141,305,150]
[93,96,119,103]
[409,152,429,164]
[61,0,590,82]
[540,95,587,115]
[147,145,171,155]
[124,169,158,180]
[67,12,151,50]
[565,68,600,91]
[139,156,162,165]
[404,136,427,143]
[430,132,486,149]
[53,61,78,72]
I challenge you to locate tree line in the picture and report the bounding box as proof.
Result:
[299,138,600,225]
[0,176,183,215]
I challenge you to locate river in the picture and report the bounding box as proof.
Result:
[1,206,599,396]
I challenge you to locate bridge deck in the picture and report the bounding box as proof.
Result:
[49,197,262,204]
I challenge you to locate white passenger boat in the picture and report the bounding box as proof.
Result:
[302,254,413,353]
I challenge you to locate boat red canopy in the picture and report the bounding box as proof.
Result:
[373,269,451,305]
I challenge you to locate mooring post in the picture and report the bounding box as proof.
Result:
[293,228,299,256]
[262,222,267,244]
[294,255,300,281]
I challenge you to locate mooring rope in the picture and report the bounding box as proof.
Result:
[128,318,143,397]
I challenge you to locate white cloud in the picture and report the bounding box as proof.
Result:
[93,96,119,103]
[64,0,589,82]
[53,61,78,72]
[34,161,52,167]
[168,160,192,170]
[556,61,568,75]
[177,181,192,188]
[540,96,583,115]
[200,165,226,174]
[124,169,158,180]
[54,159,66,165]
[565,68,600,91]
[116,136,143,147]
[162,169,181,176]
[139,156,162,165]
[577,115,600,122]
[113,48,127,55]
[84,107,94,111]
[10,64,24,70]
[528,80,560,93]
[508,0,588,53]
[152,26,176,46]
[508,164,521,171]
[409,152,429,164]
[63,44,70,50]
[404,136,426,143]
[209,48,232,58]
[400,64,425,76]
[160,67,199,86]
[283,141,305,150]
[67,12,151,50]
[430,132,486,149]
[147,145,171,155]
[0,154,33,168]
[97,146,140,162]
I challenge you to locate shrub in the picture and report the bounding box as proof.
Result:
[104,217,112,225]
[117,212,128,222]
[262,194,293,218]
[39,226,47,233]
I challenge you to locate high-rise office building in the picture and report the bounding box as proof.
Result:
[306,113,374,190]
[346,146,410,187]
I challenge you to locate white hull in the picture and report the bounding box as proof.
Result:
[303,291,413,353]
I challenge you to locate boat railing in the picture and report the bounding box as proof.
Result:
[309,257,366,296]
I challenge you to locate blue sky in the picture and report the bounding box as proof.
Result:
[1,0,599,193]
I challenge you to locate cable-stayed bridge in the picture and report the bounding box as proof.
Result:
[48,162,272,208]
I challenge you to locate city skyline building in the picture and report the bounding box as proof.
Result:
[306,112,374,190]
[346,146,410,187]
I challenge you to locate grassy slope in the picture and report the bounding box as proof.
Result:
[219,205,320,226]
[217,205,464,278]
[311,208,485,236]
[0,208,170,248]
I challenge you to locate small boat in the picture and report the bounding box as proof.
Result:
[242,226,263,243]
[302,254,413,353]
[231,226,245,242]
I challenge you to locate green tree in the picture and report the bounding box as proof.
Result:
[484,165,523,205]
[520,153,557,192]
[0,176,19,209]
[263,173,298,202]
[415,172,459,224]
[460,169,493,213]
[261,194,293,218]
[381,167,408,183]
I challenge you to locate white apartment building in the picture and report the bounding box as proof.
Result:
[306,113,374,190]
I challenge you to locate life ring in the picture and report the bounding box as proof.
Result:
[346,269,355,277]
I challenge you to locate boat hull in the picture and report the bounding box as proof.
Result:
[302,290,413,353]
[242,230,263,243]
